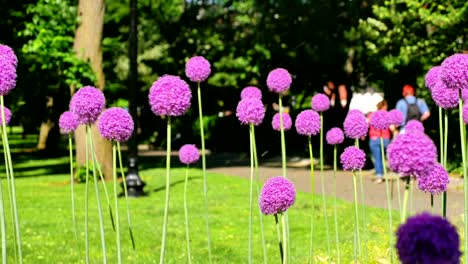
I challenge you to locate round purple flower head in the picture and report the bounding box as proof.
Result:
[179,144,200,165]
[266,68,292,94]
[388,109,404,127]
[370,110,391,130]
[461,89,468,102]
[396,213,461,264]
[240,86,262,100]
[236,98,265,126]
[424,66,441,91]
[417,163,449,195]
[295,110,320,136]
[0,59,16,96]
[0,44,18,68]
[0,106,12,126]
[70,86,106,124]
[185,56,211,82]
[340,146,366,171]
[311,93,330,112]
[387,132,437,177]
[272,112,292,131]
[405,120,425,133]
[326,127,344,145]
[259,176,296,215]
[463,104,468,124]
[97,107,134,142]
[440,53,468,90]
[431,81,459,109]
[58,111,79,134]
[343,109,369,139]
[148,75,192,117]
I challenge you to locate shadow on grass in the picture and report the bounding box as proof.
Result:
[152,176,201,193]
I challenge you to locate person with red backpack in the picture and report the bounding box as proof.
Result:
[395,84,430,131]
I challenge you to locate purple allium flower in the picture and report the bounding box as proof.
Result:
[0,60,16,96]
[311,93,330,112]
[405,120,425,134]
[294,109,320,136]
[0,44,18,68]
[259,176,296,215]
[240,86,262,100]
[462,89,468,102]
[417,163,449,195]
[387,132,437,177]
[148,75,192,117]
[0,106,12,126]
[396,213,461,264]
[266,68,292,94]
[343,109,369,139]
[431,81,459,109]
[388,109,404,126]
[370,110,391,130]
[340,146,366,171]
[236,98,265,126]
[97,107,134,142]
[326,127,344,145]
[179,144,200,165]
[185,56,211,82]
[440,53,468,90]
[69,86,106,124]
[424,66,441,91]
[58,111,79,134]
[272,112,292,131]
[463,104,468,124]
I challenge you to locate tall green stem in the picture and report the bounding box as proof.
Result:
[352,171,361,261]
[354,139,367,262]
[278,95,287,177]
[274,214,283,262]
[69,135,78,241]
[380,136,393,263]
[0,160,6,264]
[3,127,16,262]
[396,177,402,213]
[319,113,331,256]
[160,117,171,264]
[0,96,22,263]
[307,137,315,263]
[88,125,107,264]
[251,127,267,264]
[197,82,212,263]
[439,107,444,164]
[458,99,468,264]
[281,213,287,264]
[332,145,340,263]
[442,110,449,217]
[248,125,254,264]
[112,143,121,264]
[116,142,135,249]
[91,148,115,232]
[85,126,90,264]
[184,165,192,264]
[401,177,411,222]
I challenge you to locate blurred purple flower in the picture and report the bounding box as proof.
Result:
[0,60,16,96]
[236,98,265,126]
[97,107,134,142]
[424,66,441,91]
[388,109,404,127]
[340,146,366,171]
[440,53,468,90]
[0,106,12,126]
[59,111,79,134]
[185,56,211,82]
[405,120,425,134]
[431,81,459,109]
[370,110,391,130]
[311,93,330,112]
[70,86,106,124]
[387,132,437,177]
[326,127,344,145]
[396,213,460,264]
[272,112,292,131]
[266,68,292,94]
[462,89,468,102]
[295,109,320,136]
[343,109,368,139]
[179,144,200,165]
[259,176,296,215]
[240,86,262,100]
[463,104,468,124]
[0,44,18,68]
[148,75,192,117]
[417,163,449,195]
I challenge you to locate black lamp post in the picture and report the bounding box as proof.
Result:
[124,0,145,196]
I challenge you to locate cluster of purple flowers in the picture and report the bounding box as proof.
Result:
[343,109,368,139]
[148,75,192,117]
[417,163,449,195]
[388,109,404,127]
[0,44,17,96]
[97,107,134,142]
[295,110,320,137]
[240,86,262,100]
[370,110,391,130]
[69,86,106,124]
[326,127,344,145]
[259,176,296,215]
[266,68,292,94]
[340,146,366,171]
[58,111,79,134]
[272,112,292,131]
[236,98,265,126]
[179,144,200,165]
[311,93,330,112]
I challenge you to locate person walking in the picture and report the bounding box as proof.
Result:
[395,84,430,131]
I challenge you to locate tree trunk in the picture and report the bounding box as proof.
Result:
[73,0,112,180]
